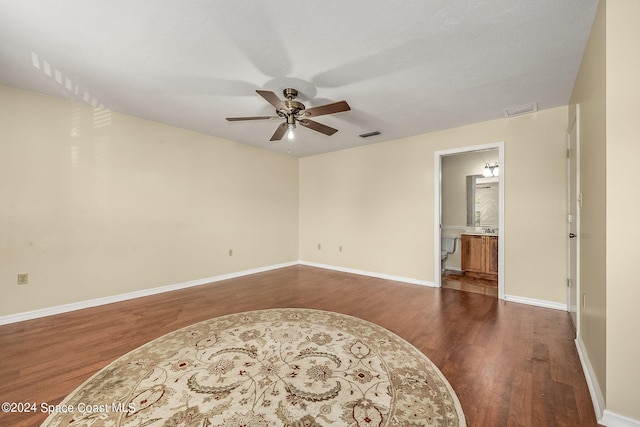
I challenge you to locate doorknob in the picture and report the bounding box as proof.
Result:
[569,233,577,239]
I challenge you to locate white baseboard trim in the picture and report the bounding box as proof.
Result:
[601,410,640,427]
[575,336,606,422]
[0,261,581,328]
[298,260,437,288]
[0,261,298,325]
[575,338,640,426]
[503,294,567,311]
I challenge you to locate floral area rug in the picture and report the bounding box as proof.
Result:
[41,308,466,426]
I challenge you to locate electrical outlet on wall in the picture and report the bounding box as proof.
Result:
[17,273,29,285]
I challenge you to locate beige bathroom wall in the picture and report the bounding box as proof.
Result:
[0,85,299,316]
[300,106,568,303]
[442,150,499,228]
[569,0,608,407]
[605,0,640,420]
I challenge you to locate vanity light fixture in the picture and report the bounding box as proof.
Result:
[483,162,499,177]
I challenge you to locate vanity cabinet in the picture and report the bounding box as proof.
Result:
[461,234,498,279]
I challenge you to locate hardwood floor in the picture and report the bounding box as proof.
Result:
[0,265,599,426]
[442,271,499,297]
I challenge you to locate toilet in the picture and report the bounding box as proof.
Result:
[441,235,458,273]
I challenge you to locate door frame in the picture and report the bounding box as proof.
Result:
[567,106,581,333]
[434,141,505,299]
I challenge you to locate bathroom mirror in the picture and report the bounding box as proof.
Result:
[466,175,499,227]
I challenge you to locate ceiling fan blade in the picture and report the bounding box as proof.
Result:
[256,90,286,110]
[298,119,338,136]
[302,100,350,118]
[270,122,288,141]
[226,116,277,121]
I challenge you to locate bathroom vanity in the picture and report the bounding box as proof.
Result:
[461,233,498,280]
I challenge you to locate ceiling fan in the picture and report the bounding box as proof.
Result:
[226,88,351,141]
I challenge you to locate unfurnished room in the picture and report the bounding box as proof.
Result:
[1,1,639,426]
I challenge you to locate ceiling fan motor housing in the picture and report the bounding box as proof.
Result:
[280,88,305,117]
[283,88,298,99]
[282,100,305,115]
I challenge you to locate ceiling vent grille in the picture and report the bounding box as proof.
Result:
[359,131,381,138]
[503,102,538,118]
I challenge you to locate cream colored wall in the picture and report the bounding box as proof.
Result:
[0,85,299,316]
[605,0,640,420]
[300,106,568,303]
[299,141,433,279]
[569,0,608,407]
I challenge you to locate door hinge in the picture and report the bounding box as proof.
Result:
[567,278,572,288]
[567,148,571,159]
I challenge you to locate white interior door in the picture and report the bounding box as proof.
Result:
[567,113,580,331]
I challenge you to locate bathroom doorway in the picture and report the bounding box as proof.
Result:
[434,142,505,298]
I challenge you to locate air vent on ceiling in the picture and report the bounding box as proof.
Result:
[503,102,538,118]
[359,131,381,138]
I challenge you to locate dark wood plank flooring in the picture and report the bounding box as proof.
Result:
[0,265,599,426]
[442,271,499,297]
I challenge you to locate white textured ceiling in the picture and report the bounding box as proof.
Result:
[0,0,598,157]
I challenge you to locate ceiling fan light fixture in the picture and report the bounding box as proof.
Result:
[226,88,350,142]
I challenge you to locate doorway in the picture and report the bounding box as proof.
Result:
[434,142,505,299]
